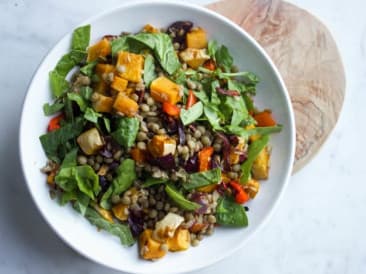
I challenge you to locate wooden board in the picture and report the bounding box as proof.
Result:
[207,0,346,173]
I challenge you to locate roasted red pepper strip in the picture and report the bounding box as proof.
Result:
[203,59,216,71]
[186,90,197,109]
[162,101,180,118]
[229,181,250,204]
[198,146,214,171]
[47,114,64,132]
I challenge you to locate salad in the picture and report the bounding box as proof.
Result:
[40,21,282,260]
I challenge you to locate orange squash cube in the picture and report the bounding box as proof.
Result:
[167,228,191,251]
[150,76,181,104]
[186,28,208,49]
[113,93,139,117]
[91,93,114,113]
[94,64,115,95]
[116,51,144,83]
[87,39,111,62]
[111,76,128,93]
[112,203,129,221]
[139,229,167,260]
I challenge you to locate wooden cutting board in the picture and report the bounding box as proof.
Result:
[207,0,346,173]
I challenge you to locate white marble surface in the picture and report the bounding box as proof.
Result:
[0,0,365,273]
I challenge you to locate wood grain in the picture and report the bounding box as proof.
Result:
[207,0,345,172]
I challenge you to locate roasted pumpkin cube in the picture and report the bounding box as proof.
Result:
[186,28,207,49]
[130,148,146,163]
[87,38,111,62]
[167,228,190,252]
[77,128,104,155]
[150,76,181,104]
[94,64,115,94]
[197,184,217,193]
[245,179,260,199]
[91,93,114,113]
[229,137,246,165]
[143,24,159,33]
[179,48,210,69]
[112,203,129,221]
[113,93,139,117]
[111,76,128,93]
[252,146,270,180]
[148,135,176,158]
[116,51,144,83]
[139,229,167,260]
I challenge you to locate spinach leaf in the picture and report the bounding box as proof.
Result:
[193,90,209,104]
[226,125,282,139]
[203,105,223,130]
[208,40,219,59]
[143,54,156,87]
[60,148,78,168]
[59,190,77,206]
[84,107,102,123]
[67,92,87,112]
[141,178,169,188]
[183,168,222,190]
[215,45,233,72]
[43,102,64,116]
[49,70,69,98]
[112,159,136,196]
[100,187,113,210]
[165,185,201,211]
[243,94,255,112]
[83,207,135,246]
[73,191,90,216]
[240,135,269,183]
[111,117,139,149]
[128,33,180,74]
[75,165,101,199]
[224,96,248,127]
[216,197,248,227]
[210,80,221,106]
[103,117,111,133]
[111,36,129,56]
[80,60,97,77]
[54,51,86,77]
[39,117,84,161]
[71,25,90,51]
[79,86,93,101]
[55,165,100,200]
[220,71,259,85]
[180,101,203,125]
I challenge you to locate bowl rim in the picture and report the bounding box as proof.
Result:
[19,0,296,273]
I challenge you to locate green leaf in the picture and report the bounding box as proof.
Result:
[183,168,222,190]
[111,117,139,149]
[215,45,233,72]
[60,148,78,168]
[128,33,180,74]
[80,60,97,77]
[59,190,77,206]
[216,197,248,227]
[226,125,282,139]
[54,51,87,77]
[84,107,102,123]
[240,135,269,183]
[141,178,169,188]
[143,54,156,87]
[75,165,101,199]
[203,105,223,130]
[165,185,201,211]
[83,207,135,246]
[71,25,91,51]
[67,92,87,112]
[100,187,113,210]
[43,102,64,116]
[210,80,221,106]
[39,118,85,161]
[193,90,209,104]
[49,70,69,98]
[112,159,136,196]
[79,86,93,101]
[224,96,248,127]
[180,101,203,125]
[208,40,219,59]
[111,36,129,56]
[55,165,100,200]
[103,117,111,133]
[74,192,90,216]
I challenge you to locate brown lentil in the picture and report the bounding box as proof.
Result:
[77,155,87,165]
[121,196,131,205]
[111,195,121,204]
[232,164,241,172]
[191,239,200,247]
[137,142,147,150]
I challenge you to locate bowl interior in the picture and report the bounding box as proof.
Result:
[19,2,295,274]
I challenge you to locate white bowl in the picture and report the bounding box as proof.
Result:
[19,1,296,273]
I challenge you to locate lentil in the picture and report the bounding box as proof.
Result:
[77,155,87,165]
